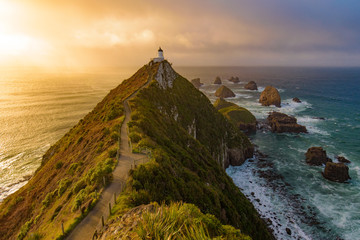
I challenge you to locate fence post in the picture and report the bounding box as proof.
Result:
[61,222,64,235]
[102,216,104,227]
[114,192,116,204]
[109,202,111,215]
[103,176,106,186]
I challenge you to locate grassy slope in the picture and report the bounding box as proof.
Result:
[0,63,159,240]
[110,69,272,239]
[214,98,256,125]
[106,202,251,239]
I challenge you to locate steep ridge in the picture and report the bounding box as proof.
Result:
[0,63,160,240]
[66,65,154,239]
[100,61,272,239]
[0,60,273,240]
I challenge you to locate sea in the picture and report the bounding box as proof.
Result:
[1,66,359,239]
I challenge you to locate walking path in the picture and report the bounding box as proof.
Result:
[67,67,153,240]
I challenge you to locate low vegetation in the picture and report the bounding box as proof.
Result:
[214,98,256,131]
[108,67,272,240]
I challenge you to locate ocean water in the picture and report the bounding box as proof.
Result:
[1,66,359,239]
[178,67,360,240]
[0,67,136,200]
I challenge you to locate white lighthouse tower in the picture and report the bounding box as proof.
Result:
[153,47,165,63]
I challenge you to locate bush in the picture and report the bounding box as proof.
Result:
[73,179,86,194]
[55,161,63,169]
[108,148,118,158]
[58,178,72,197]
[28,232,43,240]
[129,132,142,143]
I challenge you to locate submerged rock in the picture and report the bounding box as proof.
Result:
[190,78,203,89]
[267,112,307,133]
[228,76,240,83]
[337,156,351,164]
[244,81,258,90]
[323,162,351,182]
[215,86,235,98]
[305,147,332,166]
[292,97,301,103]
[214,76,222,84]
[259,86,281,107]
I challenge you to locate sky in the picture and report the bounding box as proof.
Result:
[0,0,360,68]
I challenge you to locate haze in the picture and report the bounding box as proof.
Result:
[1,0,360,68]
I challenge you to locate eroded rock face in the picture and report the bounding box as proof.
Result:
[305,147,332,166]
[292,97,301,103]
[228,76,240,83]
[267,112,307,133]
[323,162,351,182]
[259,86,281,107]
[244,81,258,90]
[191,78,203,89]
[215,86,235,98]
[225,147,254,168]
[155,61,178,89]
[214,76,222,84]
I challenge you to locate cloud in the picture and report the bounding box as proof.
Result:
[1,0,360,67]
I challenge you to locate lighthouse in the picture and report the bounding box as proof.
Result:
[153,47,165,63]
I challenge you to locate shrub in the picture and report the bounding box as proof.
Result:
[108,148,117,158]
[51,205,63,221]
[58,178,72,197]
[73,179,86,194]
[110,132,120,142]
[27,232,43,240]
[55,161,63,169]
[129,132,141,143]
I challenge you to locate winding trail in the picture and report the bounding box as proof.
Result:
[67,67,154,240]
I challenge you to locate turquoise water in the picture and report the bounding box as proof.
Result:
[0,66,359,239]
[179,67,360,240]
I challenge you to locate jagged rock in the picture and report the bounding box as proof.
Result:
[337,156,351,163]
[225,147,254,168]
[215,86,235,98]
[286,228,292,235]
[293,97,301,103]
[267,112,307,133]
[214,76,222,84]
[244,81,258,90]
[155,61,178,89]
[305,147,332,166]
[214,98,256,132]
[190,78,203,89]
[259,86,281,107]
[228,76,240,83]
[323,162,351,182]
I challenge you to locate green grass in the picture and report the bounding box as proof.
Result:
[214,98,256,126]
[135,202,251,240]
[109,64,271,240]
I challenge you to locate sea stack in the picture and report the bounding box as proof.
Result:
[323,162,351,182]
[191,78,203,89]
[292,97,301,103]
[267,112,307,133]
[215,86,236,98]
[229,76,240,83]
[214,76,222,84]
[259,86,281,107]
[305,147,332,166]
[244,81,258,90]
